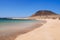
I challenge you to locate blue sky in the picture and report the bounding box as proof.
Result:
[0,0,60,17]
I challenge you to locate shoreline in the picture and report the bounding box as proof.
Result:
[0,20,46,40]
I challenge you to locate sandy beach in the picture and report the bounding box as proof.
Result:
[0,0,60,40]
[15,19,60,40]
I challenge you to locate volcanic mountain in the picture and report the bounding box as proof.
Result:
[31,10,58,17]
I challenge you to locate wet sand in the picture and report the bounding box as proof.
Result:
[0,20,46,40]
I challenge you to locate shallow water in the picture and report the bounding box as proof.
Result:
[0,19,45,40]
[0,19,38,24]
[0,19,40,35]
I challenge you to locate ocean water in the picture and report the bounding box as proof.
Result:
[0,19,38,25]
[0,19,37,23]
[0,19,40,30]
[0,19,40,35]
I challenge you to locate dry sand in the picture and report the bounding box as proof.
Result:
[15,19,60,40]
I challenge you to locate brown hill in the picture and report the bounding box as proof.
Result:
[31,10,57,17]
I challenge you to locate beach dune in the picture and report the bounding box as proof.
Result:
[15,19,60,40]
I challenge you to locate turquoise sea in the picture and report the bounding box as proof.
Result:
[0,19,40,35]
[0,19,37,23]
[0,19,39,25]
[0,19,40,31]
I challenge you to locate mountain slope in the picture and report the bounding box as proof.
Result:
[31,10,57,17]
